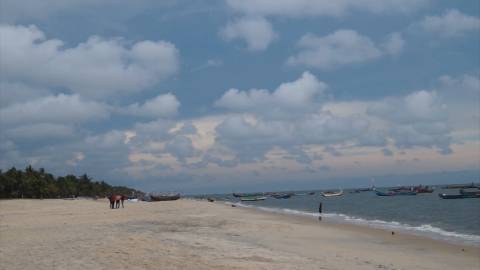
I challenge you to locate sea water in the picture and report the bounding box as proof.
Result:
[205,188,480,246]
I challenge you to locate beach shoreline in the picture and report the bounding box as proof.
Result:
[1,199,479,270]
[223,199,480,247]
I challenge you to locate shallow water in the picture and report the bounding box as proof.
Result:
[203,188,480,246]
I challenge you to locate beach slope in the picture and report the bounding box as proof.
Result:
[0,199,478,270]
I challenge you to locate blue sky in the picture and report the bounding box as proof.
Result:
[0,0,479,193]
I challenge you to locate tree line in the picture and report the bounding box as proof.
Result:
[0,166,144,199]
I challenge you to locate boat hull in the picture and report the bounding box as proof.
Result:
[240,196,267,201]
[150,194,180,201]
[439,193,480,199]
[272,194,292,199]
[321,190,343,197]
[376,191,417,196]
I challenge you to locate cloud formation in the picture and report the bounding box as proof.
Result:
[0,24,179,99]
[122,93,180,118]
[0,94,109,127]
[368,90,452,154]
[215,71,326,116]
[287,30,404,69]
[211,72,386,165]
[220,17,277,51]
[418,9,480,37]
[226,0,428,18]
[222,0,422,51]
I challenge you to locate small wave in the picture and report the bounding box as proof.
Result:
[225,201,480,246]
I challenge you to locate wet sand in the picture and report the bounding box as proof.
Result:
[0,199,478,270]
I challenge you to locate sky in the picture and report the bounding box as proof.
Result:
[0,0,479,194]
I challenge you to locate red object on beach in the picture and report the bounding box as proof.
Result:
[109,195,126,209]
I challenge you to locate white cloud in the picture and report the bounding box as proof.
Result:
[133,119,177,141]
[0,24,179,99]
[220,17,277,51]
[226,0,428,18]
[382,32,405,56]
[418,9,480,37]
[438,73,480,96]
[85,130,131,150]
[211,72,388,164]
[122,93,180,118]
[436,73,480,134]
[4,123,75,141]
[165,135,199,163]
[215,71,327,116]
[66,152,85,166]
[0,94,109,127]
[0,0,163,22]
[287,30,402,70]
[221,0,423,51]
[369,90,446,123]
[368,90,452,154]
[0,81,51,107]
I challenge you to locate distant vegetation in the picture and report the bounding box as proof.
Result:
[0,166,143,199]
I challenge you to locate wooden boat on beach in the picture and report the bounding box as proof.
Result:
[321,190,343,197]
[240,196,267,202]
[150,194,180,201]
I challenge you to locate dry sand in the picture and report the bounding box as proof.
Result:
[0,199,478,270]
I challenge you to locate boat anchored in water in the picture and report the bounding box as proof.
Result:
[321,189,343,197]
[272,194,292,199]
[439,188,480,199]
[375,190,417,196]
[240,196,267,201]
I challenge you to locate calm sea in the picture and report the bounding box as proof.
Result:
[200,188,480,246]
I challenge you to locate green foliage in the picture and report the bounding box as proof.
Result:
[0,166,143,199]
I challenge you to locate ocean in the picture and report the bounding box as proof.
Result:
[201,188,480,246]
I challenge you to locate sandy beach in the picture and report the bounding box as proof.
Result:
[0,199,478,270]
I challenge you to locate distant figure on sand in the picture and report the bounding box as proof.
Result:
[109,195,126,209]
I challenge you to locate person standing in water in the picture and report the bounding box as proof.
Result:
[318,202,323,221]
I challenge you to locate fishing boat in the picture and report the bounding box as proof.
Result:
[272,193,292,199]
[395,191,417,195]
[439,188,480,199]
[350,187,375,193]
[233,192,264,197]
[459,188,480,196]
[321,190,343,197]
[438,193,480,199]
[375,191,396,196]
[376,191,417,196]
[308,191,315,195]
[240,196,267,201]
[389,186,414,192]
[150,193,180,201]
[441,183,479,189]
[414,186,434,193]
